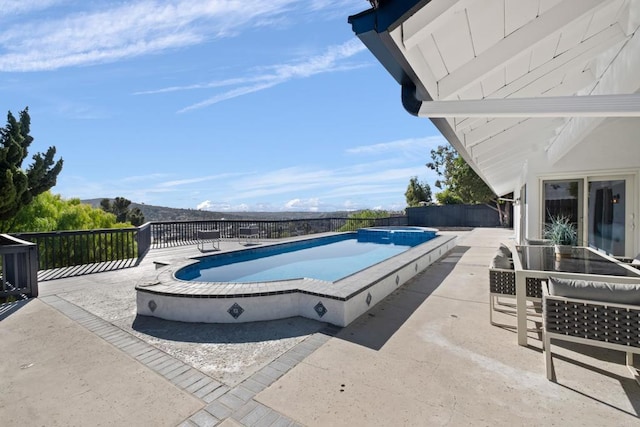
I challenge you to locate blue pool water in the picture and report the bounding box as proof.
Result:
[176,228,436,283]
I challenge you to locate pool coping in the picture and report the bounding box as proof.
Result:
[136,231,457,326]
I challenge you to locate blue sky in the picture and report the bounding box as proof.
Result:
[1,0,444,212]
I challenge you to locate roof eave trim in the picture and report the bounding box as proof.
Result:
[348,0,428,35]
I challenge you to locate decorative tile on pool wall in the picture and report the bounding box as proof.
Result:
[314,302,327,318]
[227,303,244,319]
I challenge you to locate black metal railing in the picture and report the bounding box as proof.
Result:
[148,217,407,248]
[12,227,140,272]
[150,218,344,248]
[9,216,408,279]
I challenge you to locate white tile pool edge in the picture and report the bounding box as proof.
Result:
[136,233,457,327]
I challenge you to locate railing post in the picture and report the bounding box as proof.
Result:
[27,243,39,297]
[136,222,152,258]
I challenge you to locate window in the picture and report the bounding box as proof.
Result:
[542,176,633,256]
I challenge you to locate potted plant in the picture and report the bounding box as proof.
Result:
[543,215,578,258]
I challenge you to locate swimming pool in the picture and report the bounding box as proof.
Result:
[175,228,437,283]
[136,227,457,326]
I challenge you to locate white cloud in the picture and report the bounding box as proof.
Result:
[120,173,171,184]
[55,172,178,204]
[196,200,212,210]
[55,131,441,212]
[284,198,320,211]
[53,100,112,120]
[177,39,368,112]
[234,203,250,212]
[308,0,359,11]
[341,200,360,210]
[196,200,252,212]
[346,136,446,157]
[203,158,432,203]
[158,172,246,188]
[0,0,319,72]
[0,0,63,17]
[133,76,273,96]
[177,82,280,113]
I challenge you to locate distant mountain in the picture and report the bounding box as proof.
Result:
[81,199,353,222]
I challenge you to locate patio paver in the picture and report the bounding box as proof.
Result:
[0,298,202,426]
[2,228,640,426]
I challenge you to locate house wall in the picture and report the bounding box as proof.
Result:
[521,118,640,256]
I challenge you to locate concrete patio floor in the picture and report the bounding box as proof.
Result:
[1,228,639,426]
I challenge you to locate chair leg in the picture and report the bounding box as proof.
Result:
[544,334,555,381]
[626,352,640,386]
[494,297,517,309]
[490,295,542,332]
[489,295,516,327]
[489,295,516,329]
[490,295,495,325]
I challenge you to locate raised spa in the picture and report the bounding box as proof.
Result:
[136,227,457,326]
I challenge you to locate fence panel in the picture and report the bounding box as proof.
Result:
[0,234,39,298]
[12,228,139,272]
[407,205,502,227]
[136,222,152,257]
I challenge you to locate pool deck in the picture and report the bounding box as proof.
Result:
[2,228,640,426]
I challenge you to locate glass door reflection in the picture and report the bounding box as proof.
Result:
[588,179,625,256]
[543,179,583,244]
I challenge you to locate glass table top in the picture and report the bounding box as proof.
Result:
[516,246,640,277]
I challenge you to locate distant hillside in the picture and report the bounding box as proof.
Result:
[82,199,353,222]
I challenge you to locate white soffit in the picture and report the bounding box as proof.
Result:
[391,0,639,194]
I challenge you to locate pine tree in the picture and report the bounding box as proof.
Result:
[126,207,145,226]
[0,108,63,226]
[100,197,145,225]
[405,176,432,207]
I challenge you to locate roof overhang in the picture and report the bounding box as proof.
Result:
[349,0,640,196]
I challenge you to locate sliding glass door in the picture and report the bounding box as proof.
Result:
[542,175,633,256]
[543,179,583,244]
[588,179,626,255]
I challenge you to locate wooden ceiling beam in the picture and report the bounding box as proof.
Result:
[437,0,609,100]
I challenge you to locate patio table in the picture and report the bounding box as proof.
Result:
[512,245,640,346]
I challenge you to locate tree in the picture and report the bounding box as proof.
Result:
[339,209,390,231]
[127,207,145,226]
[7,191,122,232]
[100,197,145,226]
[8,192,137,267]
[405,176,432,207]
[427,144,510,225]
[435,188,462,205]
[0,108,63,224]
[99,198,111,212]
